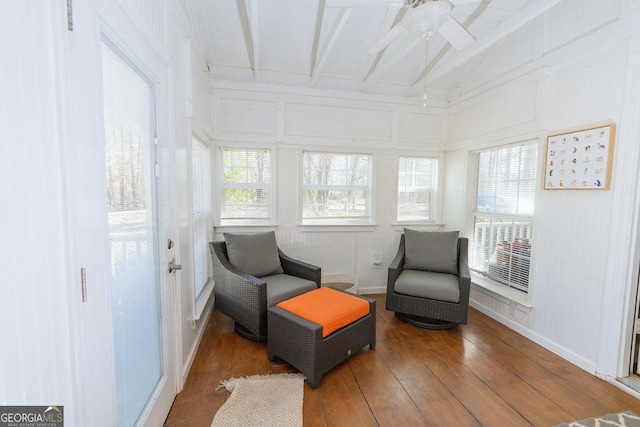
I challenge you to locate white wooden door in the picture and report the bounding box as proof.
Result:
[100,38,176,426]
[63,1,178,425]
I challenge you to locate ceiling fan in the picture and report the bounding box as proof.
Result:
[327,0,478,52]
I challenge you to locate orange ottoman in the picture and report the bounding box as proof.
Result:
[267,288,376,388]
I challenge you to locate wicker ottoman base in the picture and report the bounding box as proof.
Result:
[267,292,376,388]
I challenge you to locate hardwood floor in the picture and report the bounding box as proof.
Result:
[164,294,640,426]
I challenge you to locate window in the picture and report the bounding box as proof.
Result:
[470,142,538,292]
[397,156,438,222]
[219,148,272,225]
[192,137,211,300]
[302,151,372,224]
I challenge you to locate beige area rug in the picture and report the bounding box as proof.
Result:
[211,373,305,427]
[554,410,640,426]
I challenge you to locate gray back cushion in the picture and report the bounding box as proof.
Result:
[223,231,284,277]
[403,229,459,275]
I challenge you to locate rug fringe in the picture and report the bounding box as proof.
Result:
[216,372,306,391]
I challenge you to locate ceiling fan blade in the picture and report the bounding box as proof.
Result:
[325,0,400,8]
[367,25,405,54]
[438,15,475,49]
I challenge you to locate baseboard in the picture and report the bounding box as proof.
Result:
[469,299,596,374]
[180,301,215,388]
[358,286,385,295]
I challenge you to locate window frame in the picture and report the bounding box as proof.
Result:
[190,133,214,319]
[216,145,276,227]
[299,149,375,226]
[395,154,440,224]
[191,134,213,301]
[469,140,540,294]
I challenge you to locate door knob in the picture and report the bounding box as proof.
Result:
[168,260,182,273]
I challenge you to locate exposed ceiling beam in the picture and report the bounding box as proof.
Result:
[311,7,352,86]
[236,0,259,80]
[308,0,326,81]
[362,32,423,90]
[362,7,405,82]
[427,0,566,83]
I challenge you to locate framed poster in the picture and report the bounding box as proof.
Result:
[544,123,616,190]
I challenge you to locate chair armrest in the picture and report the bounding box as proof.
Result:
[279,250,321,288]
[457,238,471,304]
[387,234,405,287]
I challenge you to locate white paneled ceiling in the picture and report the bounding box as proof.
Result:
[184,0,564,98]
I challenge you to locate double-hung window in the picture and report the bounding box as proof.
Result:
[219,148,273,225]
[192,137,212,301]
[470,141,538,292]
[397,156,438,222]
[302,151,372,225]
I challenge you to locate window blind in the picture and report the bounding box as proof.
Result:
[192,138,211,299]
[471,142,538,291]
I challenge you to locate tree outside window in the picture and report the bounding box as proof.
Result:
[302,151,372,223]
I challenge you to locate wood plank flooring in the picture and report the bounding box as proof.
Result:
[164,294,640,426]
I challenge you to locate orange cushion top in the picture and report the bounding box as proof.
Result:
[276,288,370,338]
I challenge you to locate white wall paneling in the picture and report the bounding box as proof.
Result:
[0,0,77,421]
[212,91,446,292]
[213,83,446,149]
[2,1,216,425]
[444,1,640,381]
[220,99,278,136]
[598,34,640,379]
[284,103,393,142]
[449,82,538,146]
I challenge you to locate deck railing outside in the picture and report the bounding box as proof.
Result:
[471,218,533,292]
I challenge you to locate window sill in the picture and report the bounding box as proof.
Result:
[297,223,376,233]
[214,224,278,233]
[194,279,214,321]
[392,222,444,232]
[470,271,533,310]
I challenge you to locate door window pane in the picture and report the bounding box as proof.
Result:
[102,41,162,426]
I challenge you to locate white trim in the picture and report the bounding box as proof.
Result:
[211,79,450,110]
[359,286,386,295]
[471,272,532,309]
[601,374,640,400]
[600,33,640,379]
[469,297,596,374]
[180,296,215,388]
[193,280,214,321]
[391,223,445,232]
[214,224,278,234]
[297,224,377,233]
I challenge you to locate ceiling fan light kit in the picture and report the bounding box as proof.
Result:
[403,1,451,36]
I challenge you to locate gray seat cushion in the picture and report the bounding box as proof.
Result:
[262,274,318,307]
[394,269,460,303]
[404,229,459,275]
[224,231,284,277]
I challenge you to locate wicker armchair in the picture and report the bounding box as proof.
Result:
[209,239,321,341]
[386,231,471,329]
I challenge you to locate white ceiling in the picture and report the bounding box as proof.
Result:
[183,0,561,99]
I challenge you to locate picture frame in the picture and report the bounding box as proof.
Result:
[543,122,616,190]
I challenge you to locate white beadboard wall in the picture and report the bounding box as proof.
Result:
[212,86,447,292]
[1,0,216,423]
[0,0,76,419]
[443,1,640,378]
